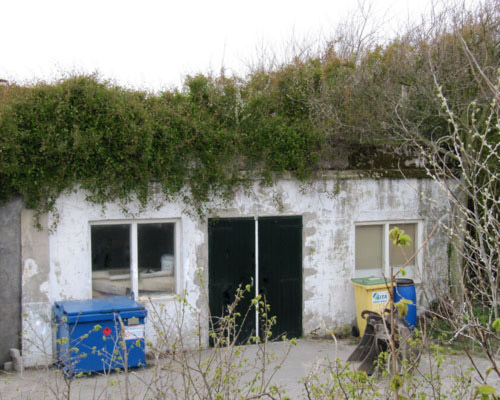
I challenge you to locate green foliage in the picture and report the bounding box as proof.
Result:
[492,319,500,333]
[395,298,413,318]
[425,305,500,355]
[389,227,412,247]
[0,74,323,217]
[302,342,494,400]
[0,1,497,218]
[477,384,496,397]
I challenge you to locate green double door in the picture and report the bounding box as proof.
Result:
[208,216,302,345]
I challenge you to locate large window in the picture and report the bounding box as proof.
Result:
[91,221,178,298]
[355,222,419,280]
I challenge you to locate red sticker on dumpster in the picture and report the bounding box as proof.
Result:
[103,327,112,336]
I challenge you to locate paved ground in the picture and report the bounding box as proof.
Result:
[1,338,498,399]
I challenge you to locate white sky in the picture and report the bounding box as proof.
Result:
[1,0,455,91]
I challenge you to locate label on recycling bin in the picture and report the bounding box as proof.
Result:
[124,325,145,340]
[372,291,389,305]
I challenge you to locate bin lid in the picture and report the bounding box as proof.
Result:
[395,278,414,287]
[54,296,145,316]
[351,277,390,286]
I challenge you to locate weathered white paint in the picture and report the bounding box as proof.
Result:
[21,176,450,366]
[21,210,52,367]
[21,302,53,368]
[23,258,39,280]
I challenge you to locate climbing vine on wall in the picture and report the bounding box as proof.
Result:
[0,74,323,217]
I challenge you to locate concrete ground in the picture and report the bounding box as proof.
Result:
[1,338,498,399]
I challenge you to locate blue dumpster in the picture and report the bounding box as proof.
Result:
[53,296,147,374]
[394,278,417,329]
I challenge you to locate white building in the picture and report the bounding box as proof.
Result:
[19,171,449,367]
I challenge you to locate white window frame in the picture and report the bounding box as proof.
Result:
[354,220,423,283]
[90,218,182,299]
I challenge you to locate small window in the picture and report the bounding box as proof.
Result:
[355,225,383,271]
[355,222,418,279]
[92,224,131,297]
[91,221,177,298]
[138,223,175,294]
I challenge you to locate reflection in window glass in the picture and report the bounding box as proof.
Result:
[91,225,131,298]
[138,223,175,294]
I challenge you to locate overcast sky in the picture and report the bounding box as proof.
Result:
[1,0,463,91]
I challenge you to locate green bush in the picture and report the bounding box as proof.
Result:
[0,1,497,219]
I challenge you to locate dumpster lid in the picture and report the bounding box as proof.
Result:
[351,277,390,286]
[55,296,145,316]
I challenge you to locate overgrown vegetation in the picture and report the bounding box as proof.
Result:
[389,1,500,381]
[0,1,497,218]
[0,74,323,217]
[1,1,499,396]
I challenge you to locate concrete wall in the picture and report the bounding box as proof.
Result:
[21,176,450,366]
[21,210,51,367]
[0,197,23,367]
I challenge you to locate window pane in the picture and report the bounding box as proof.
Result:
[138,223,175,294]
[355,225,383,270]
[389,224,416,267]
[91,224,131,298]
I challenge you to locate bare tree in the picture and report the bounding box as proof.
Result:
[398,33,500,379]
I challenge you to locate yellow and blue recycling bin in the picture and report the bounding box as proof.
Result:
[351,277,394,336]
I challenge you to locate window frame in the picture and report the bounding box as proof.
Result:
[89,218,182,299]
[354,220,422,282]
